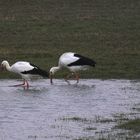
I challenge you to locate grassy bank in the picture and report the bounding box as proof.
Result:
[117,119,140,133]
[0,0,140,79]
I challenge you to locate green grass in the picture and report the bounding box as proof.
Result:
[117,119,140,133]
[0,0,140,79]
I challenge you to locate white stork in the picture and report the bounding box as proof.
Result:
[49,52,96,84]
[1,60,49,88]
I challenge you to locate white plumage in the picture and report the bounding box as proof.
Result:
[1,60,48,88]
[50,52,96,84]
[10,61,35,73]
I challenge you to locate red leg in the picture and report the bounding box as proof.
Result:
[65,72,80,84]
[23,80,29,89]
[65,73,72,85]
[25,81,29,89]
[12,80,29,89]
[12,80,26,87]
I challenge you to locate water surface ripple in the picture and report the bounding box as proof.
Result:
[0,79,139,139]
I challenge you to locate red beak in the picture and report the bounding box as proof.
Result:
[49,73,53,85]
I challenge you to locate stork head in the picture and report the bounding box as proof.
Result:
[49,67,60,84]
[1,60,9,71]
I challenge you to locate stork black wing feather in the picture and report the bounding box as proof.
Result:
[68,53,96,67]
[21,63,49,77]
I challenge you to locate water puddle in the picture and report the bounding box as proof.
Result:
[0,79,139,139]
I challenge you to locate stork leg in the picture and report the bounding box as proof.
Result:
[65,72,80,84]
[13,80,26,87]
[12,80,29,89]
[72,72,79,83]
[75,73,80,84]
[23,80,29,89]
[65,74,71,85]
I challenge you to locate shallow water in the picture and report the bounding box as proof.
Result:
[0,79,140,140]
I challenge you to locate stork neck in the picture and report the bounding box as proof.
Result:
[53,66,61,73]
[5,62,11,71]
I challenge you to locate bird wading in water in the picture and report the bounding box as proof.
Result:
[1,60,49,88]
[49,52,96,84]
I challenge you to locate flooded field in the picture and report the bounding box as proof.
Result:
[0,79,140,140]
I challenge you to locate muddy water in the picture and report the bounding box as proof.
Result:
[0,79,139,140]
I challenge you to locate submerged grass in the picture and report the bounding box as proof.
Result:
[0,0,140,79]
[117,119,140,133]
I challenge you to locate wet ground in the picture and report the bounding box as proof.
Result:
[0,79,140,140]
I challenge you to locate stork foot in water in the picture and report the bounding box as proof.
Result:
[13,80,29,88]
[9,80,29,89]
[65,72,80,85]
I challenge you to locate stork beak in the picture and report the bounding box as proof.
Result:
[49,72,53,85]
